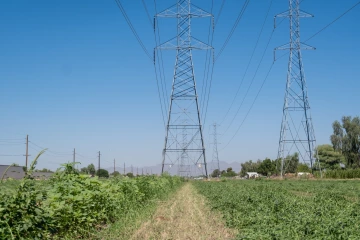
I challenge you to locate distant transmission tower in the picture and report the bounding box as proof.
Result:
[275,0,320,177]
[178,119,191,177]
[155,0,213,177]
[210,123,220,177]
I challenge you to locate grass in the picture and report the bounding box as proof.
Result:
[94,185,181,240]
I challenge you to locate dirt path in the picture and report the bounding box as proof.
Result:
[130,183,237,240]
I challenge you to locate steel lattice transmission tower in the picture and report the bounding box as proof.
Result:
[155,0,213,177]
[275,0,321,177]
[210,123,220,177]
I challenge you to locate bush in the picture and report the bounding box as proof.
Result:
[96,169,109,178]
[0,163,183,239]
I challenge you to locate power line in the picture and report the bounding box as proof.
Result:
[200,0,214,121]
[215,0,251,62]
[141,0,153,27]
[0,154,23,157]
[153,0,169,127]
[222,27,276,135]
[304,1,360,42]
[75,153,97,160]
[114,0,152,60]
[221,61,276,150]
[219,0,356,150]
[220,0,273,126]
[214,0,226,27]
[29,142,71,156]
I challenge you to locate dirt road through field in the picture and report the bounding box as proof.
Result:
[130,183,236,240]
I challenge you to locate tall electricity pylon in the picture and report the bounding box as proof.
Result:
[155,0,213,177]
[210,123,220,177]
[275,0,320,177]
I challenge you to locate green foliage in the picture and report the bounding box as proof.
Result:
[211,169,220,178]
[257,158,276,176]
[240,158,279,177]
[322,169,360,179]
[126,172,134,178]
[96,169,109,178]
[221,168,237,177]
[87,164,96,175]
[331,116,360,168]
[0,152,183,239]
[297,163,310,172]
[240,160,262,177]
[283,153,299,173]
[194,180,360,239]
[111,171,121,177]
[317,144,346,170]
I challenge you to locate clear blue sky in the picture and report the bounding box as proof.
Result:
[1,0,359,171]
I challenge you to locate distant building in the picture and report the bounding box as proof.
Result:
[0,165,25,180]
[297,172,310,177]
[246,172,260,179]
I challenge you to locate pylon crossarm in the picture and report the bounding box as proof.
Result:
[156,3,212,18]
[156,37,213,50]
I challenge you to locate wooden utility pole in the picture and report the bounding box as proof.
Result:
[98,151,101,177]
[113,159,115,174]
[137,167,138,176]
[73,148,76,163]
[25,135,29,171]
[131,165,133,174]
[123,162,125,175]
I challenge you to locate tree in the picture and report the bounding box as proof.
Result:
[211,169,220,178]
[222,167,237,177]
[111,171,120,177]
[331,116,360,168]
[257,158,276,176]
[297,163,310,172]
[96,169,109,178]
[80,167,88,174]
[240,160,262,177]
[11,163,19,166]
[316,144,345,170]
[284,153,299,173]
[126,172,134,178]
[87,164,96,175]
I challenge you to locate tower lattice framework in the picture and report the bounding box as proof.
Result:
[210,123,220,177]
[275,0,321,177]
[155,0,213,177]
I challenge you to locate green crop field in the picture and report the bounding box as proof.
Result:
[194,179,360,240]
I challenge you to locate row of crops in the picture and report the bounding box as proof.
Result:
[194,180,360,239]
[0,163,183,239]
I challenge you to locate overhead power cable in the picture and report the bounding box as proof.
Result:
[221,61,276,150]
[215,0,251,62]
[200,0,214,120]
[304,1,360,42]
[222,27,275,135]
[29,142,72,156]
[220,0,359,149]
[114,0,152,60]
[153,0,169,127]
[220,0,273,126]
[214,0,226,27]
[141,0,153,27]
[0,154,23,157]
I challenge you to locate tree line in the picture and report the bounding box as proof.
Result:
[239,116,360,176]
